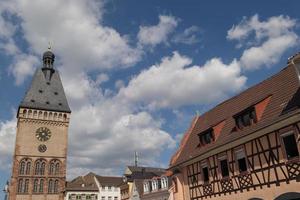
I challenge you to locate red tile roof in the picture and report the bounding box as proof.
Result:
[170,62,300,168]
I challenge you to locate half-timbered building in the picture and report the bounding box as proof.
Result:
[169,53,300,200]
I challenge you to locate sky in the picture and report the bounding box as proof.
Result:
[0,0,300,197]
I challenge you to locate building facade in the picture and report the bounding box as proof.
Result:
[142,174,171,200]
[65,172,123,200]
[8,49,71,200]
[121,166,167,200]
[169,53,300,200]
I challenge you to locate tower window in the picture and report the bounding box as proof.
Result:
[234,107,257,129]
[281,131,299,160]
[198,129,214,146]
[39,179,44,193]
[35,159,46,175]
[33,179,38,193]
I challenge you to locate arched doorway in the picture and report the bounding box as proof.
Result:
[274,192,300,200]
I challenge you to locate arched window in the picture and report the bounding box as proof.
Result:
[35,161,40,175]
[39,179,44,193]
[17,179,23,193]
[41,162,45,175]
[19,158,31,175]
[33,111,37,118]
[49,112,53,120]
[26,162,31,175]
[49,160,60,175]
[43,112,48,120]
[33,179,38,193]
[28,110,32,118]
[58,113,62,120]
[38,111,43,119]
[63,114,67,121]
[54,180,59,193]
[53,113,57,120]
[22,109,27,118]
[50,163,54,175]
[55,163,60,175]
[19,161,25,175]
[48,180,54,193]
[24,179,29,193]
[35,159,46,175]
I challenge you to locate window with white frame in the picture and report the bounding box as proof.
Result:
[143,181,149,193]
[161,177,168,189]
[152,180,158,190]
[108,186,112,191]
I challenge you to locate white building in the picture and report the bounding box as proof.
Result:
[65,172,123,200]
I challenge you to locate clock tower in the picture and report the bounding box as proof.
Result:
[9,49,71,200]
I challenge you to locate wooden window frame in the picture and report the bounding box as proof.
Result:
[234,106,257,130]
[201,162,210,184]
[278,126,300,163]
[218,155,230,179]
[234,147,249,175]
[198,128,215,147]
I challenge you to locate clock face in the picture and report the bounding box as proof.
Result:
[36,127,51,142]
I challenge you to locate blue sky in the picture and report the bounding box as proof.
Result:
[0,0,300,197]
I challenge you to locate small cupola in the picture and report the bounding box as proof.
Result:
[42,46,55,81]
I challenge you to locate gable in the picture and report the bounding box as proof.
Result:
[170,64,300,167]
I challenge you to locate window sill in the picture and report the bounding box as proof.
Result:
[285,157,300,164]
[203,181,210,186]
[220,176,230,181]
[238,171,250,176]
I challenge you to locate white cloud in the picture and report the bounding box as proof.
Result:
[4,0,142,84]
[9,54,39,85]
[172,26,200,45]
[67,94,176,177]
[0,118,16,170]
[240,34,297,70]
[0,0,177,178]
[119,52,246,109]
[138,15,178,47]
[227,15,298,70]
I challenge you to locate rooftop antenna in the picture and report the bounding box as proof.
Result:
[134,151,138,167]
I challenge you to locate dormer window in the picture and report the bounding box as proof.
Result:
[234,107,257,129]
[198,129,214,146]
[143,181,149,193]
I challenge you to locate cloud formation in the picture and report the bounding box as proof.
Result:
[172,26,200,45]
[138,15,178,47]
[119,52,246,109]
[228,15,298,70]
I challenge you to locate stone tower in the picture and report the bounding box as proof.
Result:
[9,49,71,200]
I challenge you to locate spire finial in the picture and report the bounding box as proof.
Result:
[48,41,52,51]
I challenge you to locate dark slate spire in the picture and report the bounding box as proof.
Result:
[19,49,71,113]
